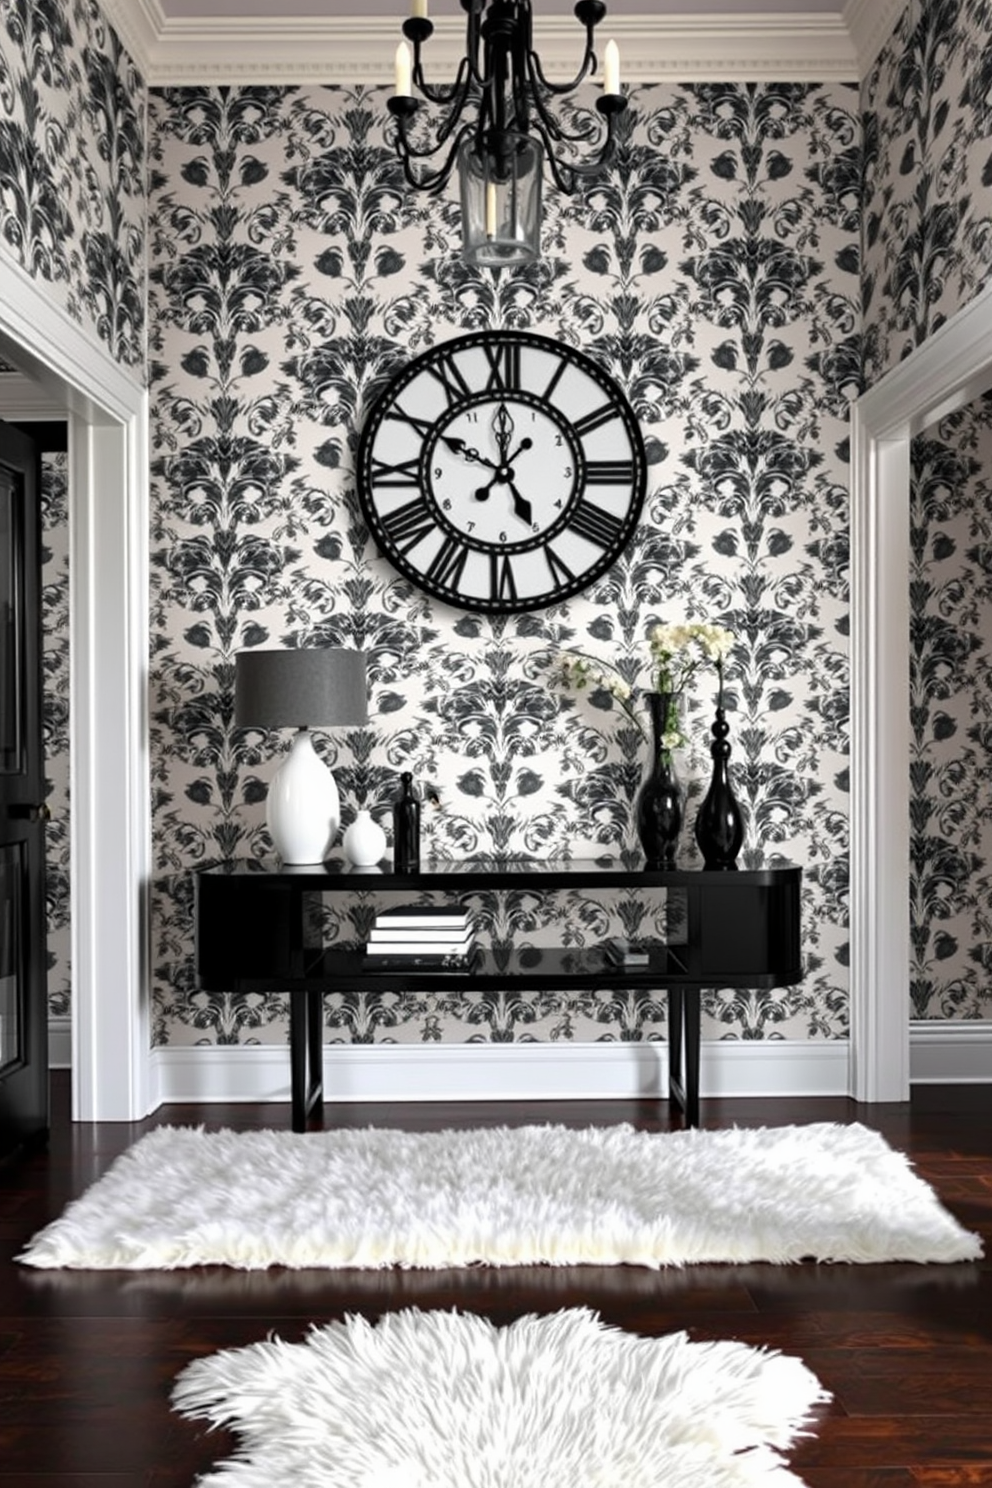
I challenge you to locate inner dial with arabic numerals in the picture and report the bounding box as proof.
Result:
[425,393,582,550]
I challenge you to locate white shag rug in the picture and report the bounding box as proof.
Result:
[172,1307,830,1488]
[18,1120,982,1271]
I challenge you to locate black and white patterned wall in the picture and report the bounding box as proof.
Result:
[910,397,992,1020]
[0,0,145,369]
[863,0,992,1023]
[147,80,858,1049]
[40,452,71,1019]
[862,0,992,384]
[5,0,992,1049]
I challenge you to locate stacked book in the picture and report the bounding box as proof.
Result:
[604,936,651,968]
[364,905,477,969]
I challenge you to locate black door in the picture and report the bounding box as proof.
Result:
[0,420,48,1158]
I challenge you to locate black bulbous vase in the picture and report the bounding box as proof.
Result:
[635,691,684,867]
[694,706,745,869]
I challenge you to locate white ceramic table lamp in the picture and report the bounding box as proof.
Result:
[235,648,368,864]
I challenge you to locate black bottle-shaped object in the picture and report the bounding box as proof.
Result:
[392,771,421,872]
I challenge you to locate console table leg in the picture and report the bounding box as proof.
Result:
[289,989,307,1133]
[667,987,683,1098]
[666,986,701,1128]
[683,991,701,1128]
[308,990,324,1119]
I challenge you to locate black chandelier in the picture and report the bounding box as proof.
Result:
[389,1,626,267]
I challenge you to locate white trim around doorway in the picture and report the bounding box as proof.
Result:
[849,276,992,1102]
[0,255,152,1121]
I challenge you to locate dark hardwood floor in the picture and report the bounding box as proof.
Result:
[1,1072,990,1485]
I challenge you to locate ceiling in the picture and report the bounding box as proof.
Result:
[100,0,901,83]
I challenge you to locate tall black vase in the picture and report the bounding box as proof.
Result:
[392,771,421,872]
[694,705,745,869]
[635,691,684,867]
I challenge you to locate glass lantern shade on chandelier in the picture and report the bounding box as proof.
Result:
[234,648,368,865]
[389,0,626,267]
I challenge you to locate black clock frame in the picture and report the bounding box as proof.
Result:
[356,329,647,614]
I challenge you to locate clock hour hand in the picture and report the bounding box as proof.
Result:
[441,435,497,471]
[474,478,531,524]
[505,436,533,464]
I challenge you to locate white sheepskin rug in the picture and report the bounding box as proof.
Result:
[171,1307,830,1488]
[18,1120,982,1271]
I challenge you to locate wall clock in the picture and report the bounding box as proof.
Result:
[356,330,647,614]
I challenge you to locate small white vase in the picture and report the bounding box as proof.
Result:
[342,809,387,868]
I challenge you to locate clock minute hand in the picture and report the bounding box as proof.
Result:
[441,435,497,471]
[507,481,532,526]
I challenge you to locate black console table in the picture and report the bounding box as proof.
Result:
[193,858,802,1132]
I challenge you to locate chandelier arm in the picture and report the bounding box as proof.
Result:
[393,120,475,195]
[531,101,623,196]
[528,117,579,195]
[390,79,476,166]
[526,38,598,99]
[411,52,472,110]
[525,62,601,151]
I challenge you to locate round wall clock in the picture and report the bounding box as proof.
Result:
[356,329,647,614]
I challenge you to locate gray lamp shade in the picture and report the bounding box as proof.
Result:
[234,648,368,729]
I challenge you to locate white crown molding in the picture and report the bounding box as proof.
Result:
[844,0,905,79]
[99,5,858,85]
[102,0,163,81]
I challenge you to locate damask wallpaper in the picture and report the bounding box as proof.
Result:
[147,80,859,1049]
[40,451,71,1019]
[910,396,992,1020]
[0,0,145,368]
[863,0,992,1021]
[7,0,992,1054]
[862,0,992,386]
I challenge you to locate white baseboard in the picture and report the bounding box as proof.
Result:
[910,1019,992,1084]
[150,1038,851,1109]
[48,1017,72,1070]
[53,1020,992,1109]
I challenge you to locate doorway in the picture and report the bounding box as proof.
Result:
[850,274,992,1101]
[0,254,151,1122]
[0,421,48,1154]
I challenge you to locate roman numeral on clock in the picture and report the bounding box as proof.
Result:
[567,497,624,549]
[370,455,420,488]
[541,356,568,404]
[384,406,434,440]
[545,545,576,590]
[573,402,620,439]
[427,536,468,591]
[426,352,471,406]
[490,553,518,605]
[483,338,522,393]
[585,459,634,484]
[379,496,434,554]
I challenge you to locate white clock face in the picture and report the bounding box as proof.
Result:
[357,331,647,613]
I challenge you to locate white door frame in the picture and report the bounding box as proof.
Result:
[850,277,992,1102]
[0,256,151,1121]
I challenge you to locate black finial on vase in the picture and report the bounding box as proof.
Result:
[694,662,744,870]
